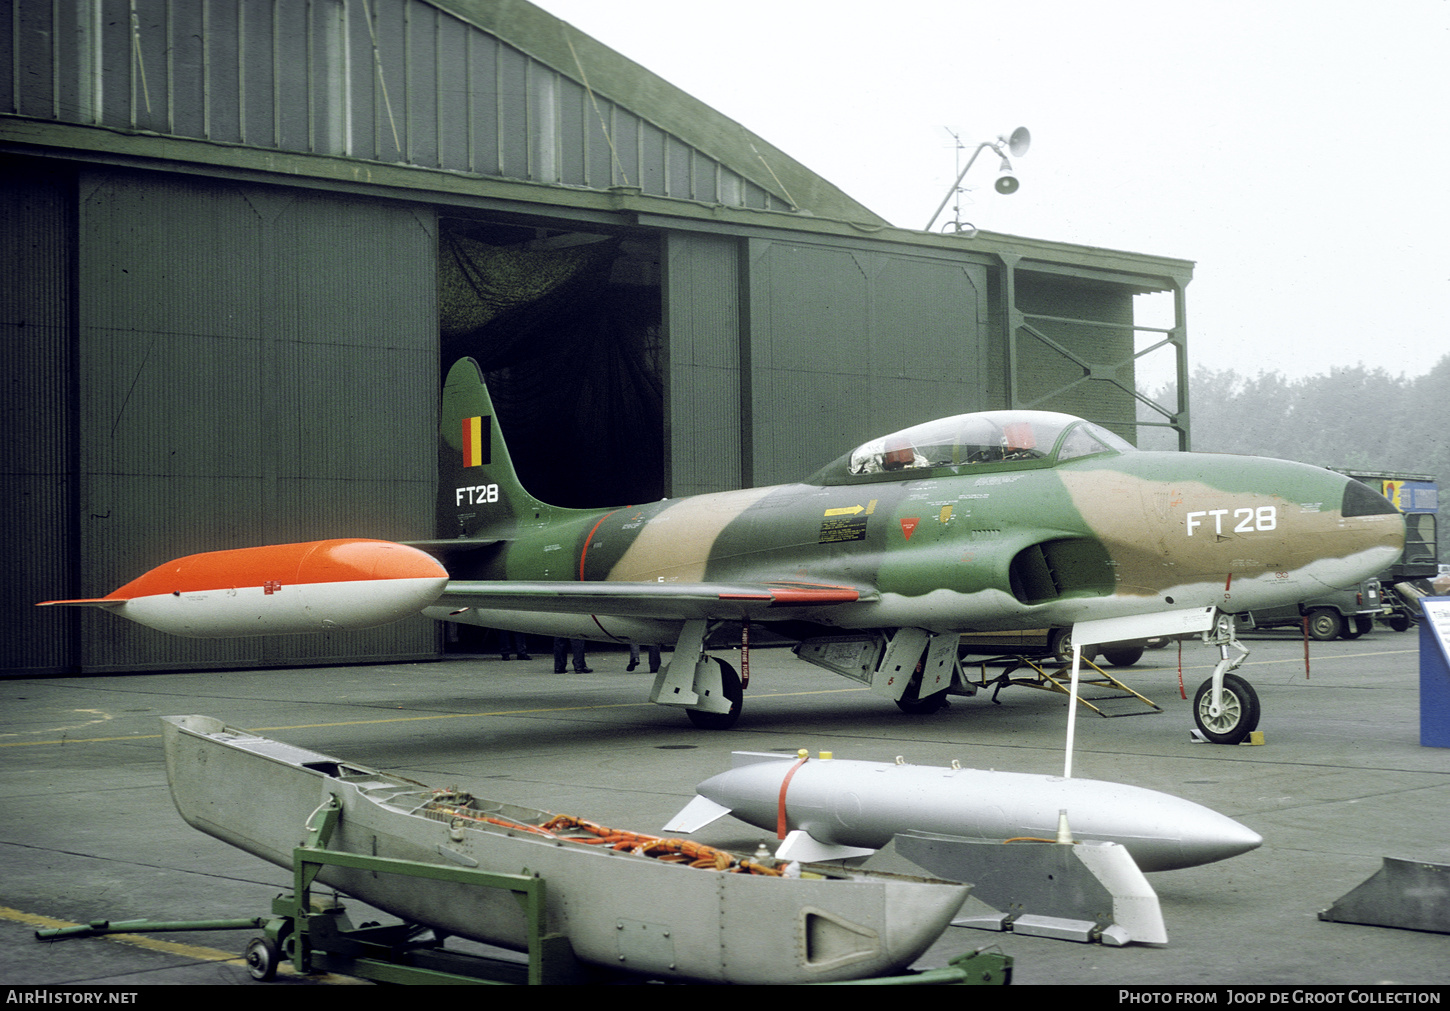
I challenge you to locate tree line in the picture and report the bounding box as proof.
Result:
[1155,354,1449,560]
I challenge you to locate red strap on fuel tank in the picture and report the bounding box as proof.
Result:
[777,754,809,839]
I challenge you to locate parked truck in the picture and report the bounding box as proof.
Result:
[1234,577,1387,641]
[1343,472,1439,631]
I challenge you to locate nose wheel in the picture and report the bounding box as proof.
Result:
[1193,672,1260,744]
[1193,614,1260,744]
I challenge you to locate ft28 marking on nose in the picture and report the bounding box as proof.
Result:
[1186,507,1277,536]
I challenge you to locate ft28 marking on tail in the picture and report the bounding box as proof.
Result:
[456,484,500,506]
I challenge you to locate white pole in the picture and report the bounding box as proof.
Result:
[1064,641,1082,779]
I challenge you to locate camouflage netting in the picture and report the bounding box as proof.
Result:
[439,227,663,509]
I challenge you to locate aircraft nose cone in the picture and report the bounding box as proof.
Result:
[1336,474,1405,562]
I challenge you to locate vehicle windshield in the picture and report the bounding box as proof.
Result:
[837,410,1134,479]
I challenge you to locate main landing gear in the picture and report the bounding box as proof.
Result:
[650,619,743,730]
[686,657,742,730]
[1193,614,1260,745]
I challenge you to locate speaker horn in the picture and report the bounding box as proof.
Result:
[1006,126,1031,158]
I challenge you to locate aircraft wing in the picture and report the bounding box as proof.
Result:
[402,538,508,552]
[432,579,871,621]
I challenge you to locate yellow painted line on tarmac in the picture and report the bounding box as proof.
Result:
[1247,647,1415,663]
[5,904,253,966]
[0,703,652,747]
[0,646,1409,749]
[2,905,366,983]
[0,733,164,747]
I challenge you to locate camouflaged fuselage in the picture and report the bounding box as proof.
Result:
[435,356,1402,642]
[469,460,1398,636]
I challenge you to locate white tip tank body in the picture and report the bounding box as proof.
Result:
[694,754,1261,873]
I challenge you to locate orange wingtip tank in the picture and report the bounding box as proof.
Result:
[38,539,449,637]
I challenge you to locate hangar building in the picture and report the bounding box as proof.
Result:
[1,0,1193,676]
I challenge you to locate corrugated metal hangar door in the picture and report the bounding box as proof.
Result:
[8,164,439,674]
[664,230,991,494]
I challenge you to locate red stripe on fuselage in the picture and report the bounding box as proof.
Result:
[578,510,621,581]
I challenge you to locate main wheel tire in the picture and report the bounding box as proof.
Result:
[1306,608,1342,641]
[1388,613,1411,633]
[1193,673,1261,745]
[685,657,743,730]
[896,688,951,714]
[894,657,952,714]
[245,936,280,982]
[1100,646,1145,667]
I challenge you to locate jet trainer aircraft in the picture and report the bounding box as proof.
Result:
[43,358,1404,744]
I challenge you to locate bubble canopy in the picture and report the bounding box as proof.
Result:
[810,410,1136,485]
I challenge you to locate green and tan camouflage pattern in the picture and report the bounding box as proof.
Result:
[428,358,1403,642]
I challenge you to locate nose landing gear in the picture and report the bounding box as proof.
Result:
[1193,614,1260,745]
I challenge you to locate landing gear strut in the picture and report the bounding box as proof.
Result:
[1193,614,1260,745]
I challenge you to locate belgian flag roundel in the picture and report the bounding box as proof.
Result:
[462,416,489,468]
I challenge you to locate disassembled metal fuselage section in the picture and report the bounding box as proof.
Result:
[161,716,974,984]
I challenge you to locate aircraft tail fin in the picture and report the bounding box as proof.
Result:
[438,358,551,539]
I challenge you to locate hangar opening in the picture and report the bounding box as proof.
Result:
[439,220,665,507]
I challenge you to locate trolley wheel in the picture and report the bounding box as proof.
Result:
[245,936,280,982]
